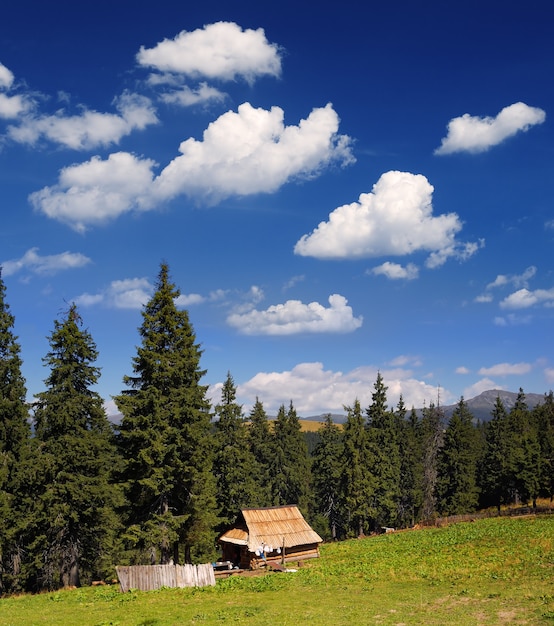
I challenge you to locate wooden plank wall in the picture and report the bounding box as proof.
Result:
[116,563,216,592]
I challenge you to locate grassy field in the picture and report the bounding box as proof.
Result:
[1,515,553,625]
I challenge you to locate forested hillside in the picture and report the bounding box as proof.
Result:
[1,264,553,594]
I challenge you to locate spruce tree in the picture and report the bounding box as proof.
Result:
[479,396,511,510]
[31,304,120,590]
[213,372,258,530]
[366,373,401,529]
[0,270,31,593]
[270,402,312,514]
[396,403,423,527]
[435,397,479,515]
[246,397,274,507]
[312,415,343,539]
[420,402,444,519]
[340,400,374,537]
[534,392,554,500]
[507,390,541,507]
[115,264,217,564]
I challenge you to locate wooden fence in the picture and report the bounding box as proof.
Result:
[116,563,216,592]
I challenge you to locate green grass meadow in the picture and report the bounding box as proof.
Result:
[2,515,553,625]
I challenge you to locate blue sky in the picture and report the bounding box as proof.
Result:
[1,0,553,417]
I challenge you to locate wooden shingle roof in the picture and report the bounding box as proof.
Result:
[219,505,322,551]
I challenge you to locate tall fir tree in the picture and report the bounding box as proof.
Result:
[270,402,312,515]
[213,372,259,530]
[396,403,423,527]
[479,396,511,510]
[420,402,444,519]
[507,389,541,507]
[366,373,401,529]
[312,415,344,540]
[0,270,31,594]
[246,397,274,507]
[435,397,480,515]
[115,264,217,564]
[339,400,374,537]
[30,304,120,590]
[533,392,554,500]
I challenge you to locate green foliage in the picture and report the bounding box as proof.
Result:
[312,415,343,539]
[366,373,401,528]
[269,402,313,515]
[115,264,217,565]
[436,397,480,515]
[340,400,374,536]
[29,304,121,590]
[213,372,259,529]
[245,398,274,507]
[0,270,31,594]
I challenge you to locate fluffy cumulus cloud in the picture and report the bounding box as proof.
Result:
[75,277,153,310]
[160,83,226,107]
[295,171,479,266]
[152,102,353,203]
[478,362,532,376]
[370,261,419,280]
[1,247,91,276]
[29,152,157,232]
[0,62,30,119]
[227,294,362,335]
[435,102,546,155]
[137,22,282,83]
[500,287,554,310]
[463,378,504,399]
[31,103,353,230]
[7,92,158,149]
[476,266,537,304]
[234,361,444,415]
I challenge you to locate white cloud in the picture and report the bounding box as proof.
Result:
[30,103,353,230]
[30,152,157,232]
[435,102,546,155]
[160,83,226,107]
[152,102,354,203]
[494,313,532,326]
[1,247,91,276]
[487,266,536,290]
[478,362,532,377]
[370,261,419,280]
[500,287,554,309]
[463,378,505,399]
[137,22,282,83]
[283,275,305,291]
[545,368,554,386]
[227,293,362,335]
[235,361,445,415]
[0,62,14,89]
[456,366,470,374]
[0,62,30,119]
[8,92,158,149]
[0,93,28,119]
[294,171,479,266]
[174,290,227,306]
[474,293,493,303]
[387,355,422,367]
[75,280,230,311]
[75,277,153,310]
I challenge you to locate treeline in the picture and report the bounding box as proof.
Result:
[1,264,553,594]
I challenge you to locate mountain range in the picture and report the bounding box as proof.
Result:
[302,389,549,424]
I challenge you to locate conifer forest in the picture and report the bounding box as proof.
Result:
[1,264,553,594]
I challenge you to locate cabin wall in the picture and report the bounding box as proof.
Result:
[248,543,320,569]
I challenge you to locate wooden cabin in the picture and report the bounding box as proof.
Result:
[218,505,323,570]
